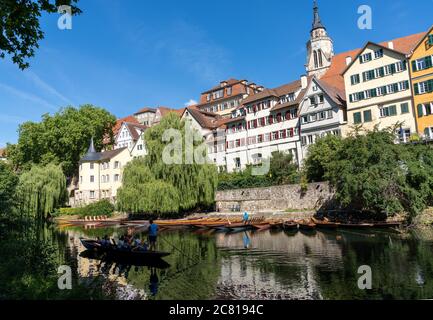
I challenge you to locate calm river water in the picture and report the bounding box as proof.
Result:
[55,225,433,300]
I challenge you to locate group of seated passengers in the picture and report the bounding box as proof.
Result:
[96,235,148,252]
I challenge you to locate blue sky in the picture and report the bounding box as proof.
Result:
[0,0,432,147]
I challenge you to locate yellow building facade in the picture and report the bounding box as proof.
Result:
[409,27,433,139]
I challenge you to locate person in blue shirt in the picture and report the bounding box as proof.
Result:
[148,219,159,251]
[242,211,250,224]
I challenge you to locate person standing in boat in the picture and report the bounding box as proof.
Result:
[242,211,250,225]
[148,219,159,251]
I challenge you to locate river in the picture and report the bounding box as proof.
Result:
[53,224,433,300]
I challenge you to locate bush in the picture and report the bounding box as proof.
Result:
[218,151,299,191]
[78,200,114,217]
[303,129,433,220]
[57,200,114,218]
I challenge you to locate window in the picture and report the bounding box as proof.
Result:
[414,79,433,95]
[226,87,232,95]
[309,114,317,122]
[308,135,314,144]
[401,103,409,114]
[114,161,120,169]
[363,110,372,122]
[327,110,333,119]
[318,49,323,67]
[90,163,94,170]
[90,191,95,199]
[351,74,360,85]
[363,70,375,82]
[418,102,433,117]
[319,94,324,103]
[235,158,241,169]
[137,144,143,151]
[90,175,95,183]
[318,111,326,120]
[313,50,318,69]
[412,56,433,72]
[397,128,411,144]
[353,112,362,124]
[374,48,384,59]
[424,127,433,139]
[302,116,308,124]
[301,136,307,146]
[359,52,372,63]
[380,105,397,118]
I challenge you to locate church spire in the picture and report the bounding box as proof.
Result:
[312,0,325,32]
[87,136,96,154]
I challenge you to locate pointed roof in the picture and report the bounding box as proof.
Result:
[312,0,325,31]
[80,137,100,162]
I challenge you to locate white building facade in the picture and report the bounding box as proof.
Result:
[299,77,347,160]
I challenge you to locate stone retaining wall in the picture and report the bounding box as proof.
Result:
[215,182,334,213]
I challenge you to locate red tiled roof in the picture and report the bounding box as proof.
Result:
[321,32,426,93]
[134,107,157,115]
[124,122,148,141]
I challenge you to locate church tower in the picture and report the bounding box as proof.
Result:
[306,0,334,78]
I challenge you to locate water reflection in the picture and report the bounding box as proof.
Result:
[57,226,433,300]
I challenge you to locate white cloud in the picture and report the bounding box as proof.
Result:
[0,83,57,110]
[184,99,197,107]
[24,71,74,106]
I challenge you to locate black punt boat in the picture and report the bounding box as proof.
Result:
[80,238,171,259]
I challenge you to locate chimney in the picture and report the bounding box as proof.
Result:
[388,42,394,50]
[257,86,264,92]
[220,80,228,87]
[301,75,308,89]
[346,56,352,66]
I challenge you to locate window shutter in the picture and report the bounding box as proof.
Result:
[425,56,432,68]
[412,61,417,72]
[414,83,419,95]
[418,104,424,117]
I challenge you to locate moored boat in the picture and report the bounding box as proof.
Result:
[283,221,298,231]
[312,218,340,229]
[298,220,316,230]
[80,239,170,259]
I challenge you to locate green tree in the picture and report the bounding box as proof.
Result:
[17,163,67,219]
[7,105,116,177]
[303,134,343,182]
[144,113,218,212]
[218,151,299,190]
[0,0,81,69]
[268,151,299,185]
[117,114,218,214]
[303,130,433,219]
[0,162,18,214]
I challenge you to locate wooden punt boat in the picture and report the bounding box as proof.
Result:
[338,222,374,229]
[283,221,298,231]
[80,239,170,259]
[298,220,316,230]
[269,221,284,229]
[79,250,171,269]
[252,223,271,231]
[371,222,402,228]
[312,218,340,229]
[224,222,252,231]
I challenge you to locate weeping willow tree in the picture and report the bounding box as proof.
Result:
[117,113,218,215]
[17,164,67,219]
[144,113,218,211]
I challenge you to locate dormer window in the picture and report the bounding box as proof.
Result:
[206,94,211,102]
[226,87,232,96]
[359,52,372,64]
